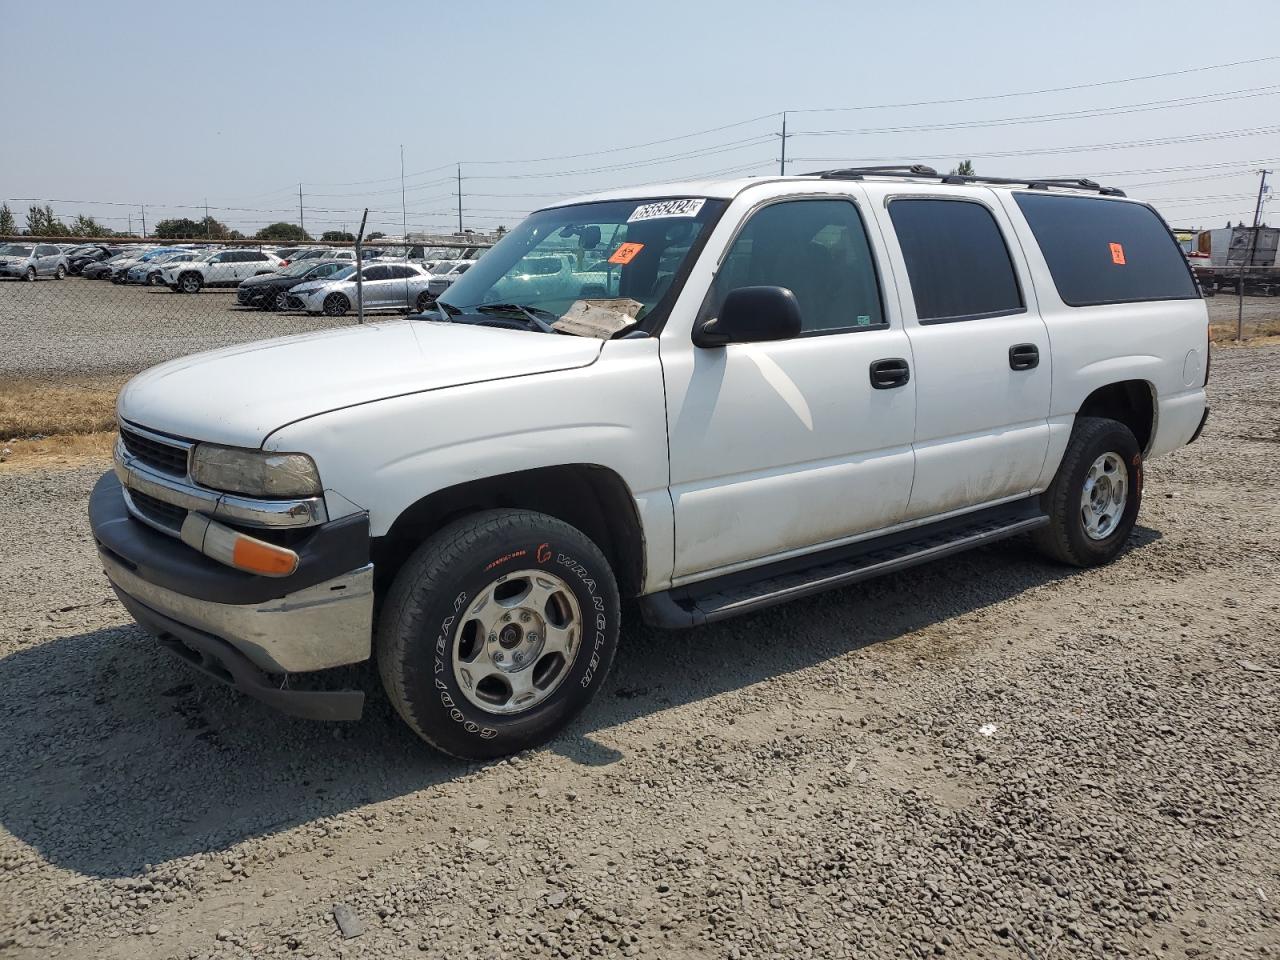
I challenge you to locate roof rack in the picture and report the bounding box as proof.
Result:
[805,165,1126,197]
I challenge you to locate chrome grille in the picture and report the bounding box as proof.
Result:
[127,488,188,532]
[120,427,189,478]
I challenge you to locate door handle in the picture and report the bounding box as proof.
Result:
[1009,343,1040,371]
[869,357,910,389]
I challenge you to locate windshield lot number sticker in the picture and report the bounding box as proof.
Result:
[627,198,706,223]
[608,242,645,265]
[1110,242,1126,265]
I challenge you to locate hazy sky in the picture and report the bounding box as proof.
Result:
[2,0,1276,237]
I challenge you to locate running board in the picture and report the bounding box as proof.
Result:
[639,499,1048,628]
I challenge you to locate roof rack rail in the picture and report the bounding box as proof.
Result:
[805,165,1126,197]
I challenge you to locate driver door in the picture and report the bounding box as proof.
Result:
[663,195,917,581]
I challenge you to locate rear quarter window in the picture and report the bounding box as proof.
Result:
[1014,193,1199,307]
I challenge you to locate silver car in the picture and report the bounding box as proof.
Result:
[0,242,67,281]
[289,262,434,316]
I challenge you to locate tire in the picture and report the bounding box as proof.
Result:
[55,264,66,280]
[24,267,35,282]
[415,291,434,313]
[178,273,202,294]
[322,293,350,317]
[272,291,289,311]
[1032,416,1142,568]
[376,509,620,760]
[146,271,162,287]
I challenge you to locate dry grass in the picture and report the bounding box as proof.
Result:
[0,430,114,473]
[0,376,127,439]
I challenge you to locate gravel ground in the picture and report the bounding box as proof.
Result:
[0,277,360,378]
[0,275,1277,380]
[1,347,1278,960]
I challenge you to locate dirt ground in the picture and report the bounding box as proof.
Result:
[0,340,1277,958]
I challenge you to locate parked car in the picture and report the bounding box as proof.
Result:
[125,250,205,286]
[421,258,476,302]
[92,169,1209,759]
[66,244,123,275]
[288,262,431,315]
[82,249,145,280]
[110,247,188,283]
[162,249,283,293]
[236,259,354,310]
[0,242,68,280]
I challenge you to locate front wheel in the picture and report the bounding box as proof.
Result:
[322,293,350,317]
[178,273,202,294]
[415,291,435,313]
[24,267,36,282]
[1032,416,1142,567]
[376,509,620,760]
[146,271,162,287]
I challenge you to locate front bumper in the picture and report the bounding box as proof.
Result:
[90,472,373,720]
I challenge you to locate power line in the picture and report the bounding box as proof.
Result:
[793,84,1280,138]
[788,54,1280,114]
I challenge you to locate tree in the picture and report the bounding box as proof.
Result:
[253,222,311,242]
[949,160,975,177]
[0,204,14,236]
[26,204,69,237]
[366,231,386,241]
[154,216,231,240]
[321,230,355,242]
[68,214,110,237]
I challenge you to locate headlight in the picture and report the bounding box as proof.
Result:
[190,444,322,498]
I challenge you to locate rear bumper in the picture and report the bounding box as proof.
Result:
[89,471,373,718]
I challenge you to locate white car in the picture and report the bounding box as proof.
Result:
[125,250,205,286]
[421,259,476,301]
[288,262,432,316]
[163,249,283,293]
[93,168,1209,759]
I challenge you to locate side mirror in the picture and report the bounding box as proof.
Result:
[694,286,802,347]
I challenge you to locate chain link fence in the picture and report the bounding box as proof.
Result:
[0,235,492,443]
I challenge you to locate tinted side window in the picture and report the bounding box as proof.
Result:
[246,252,267,262]
[389,266,416,279]
[363,265,391,281]
[888,199,1023,323]
[710,199,884,334]
[1014,193,1198,306]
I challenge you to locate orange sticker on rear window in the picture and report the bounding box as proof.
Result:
[1109,242,1126,265]
[608,242,644,265]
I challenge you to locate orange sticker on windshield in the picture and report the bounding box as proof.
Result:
[608,242,644,265]
[1109,242,1126,265]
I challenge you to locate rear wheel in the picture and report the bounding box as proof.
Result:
[178,273,202,294]
[1032,416,1142,567]
[415,291,434,313]
[377,509,620,759]
[322,293,350,317]
[54,264,66,280]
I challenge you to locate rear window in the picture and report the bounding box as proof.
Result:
[888,199,1024,323]
[1014,193,1198,307]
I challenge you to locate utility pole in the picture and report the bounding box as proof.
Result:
[779,111,788,175]
[456,164,463,235]
[140,204,146,239]
[298,183,305,236]
[1237,168,1271,342]
[205,198,211,240]
[400,145,408,243]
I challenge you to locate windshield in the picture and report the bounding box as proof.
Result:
[438,198,724,329]
[0,245,33,257]
[324,265,357,282]
[280,260,321,277]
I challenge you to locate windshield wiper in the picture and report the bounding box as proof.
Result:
[474,302,557,333]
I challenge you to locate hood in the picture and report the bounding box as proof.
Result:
[117,319,604,447]
[239,272,285,288]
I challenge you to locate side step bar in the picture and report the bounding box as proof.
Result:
[639,498,1048,628]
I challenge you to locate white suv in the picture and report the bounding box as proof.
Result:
[163,249,283,293]
[92,167,1209,759]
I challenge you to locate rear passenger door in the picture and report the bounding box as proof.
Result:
[873,192,1052,520]
[360,265,394,306]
